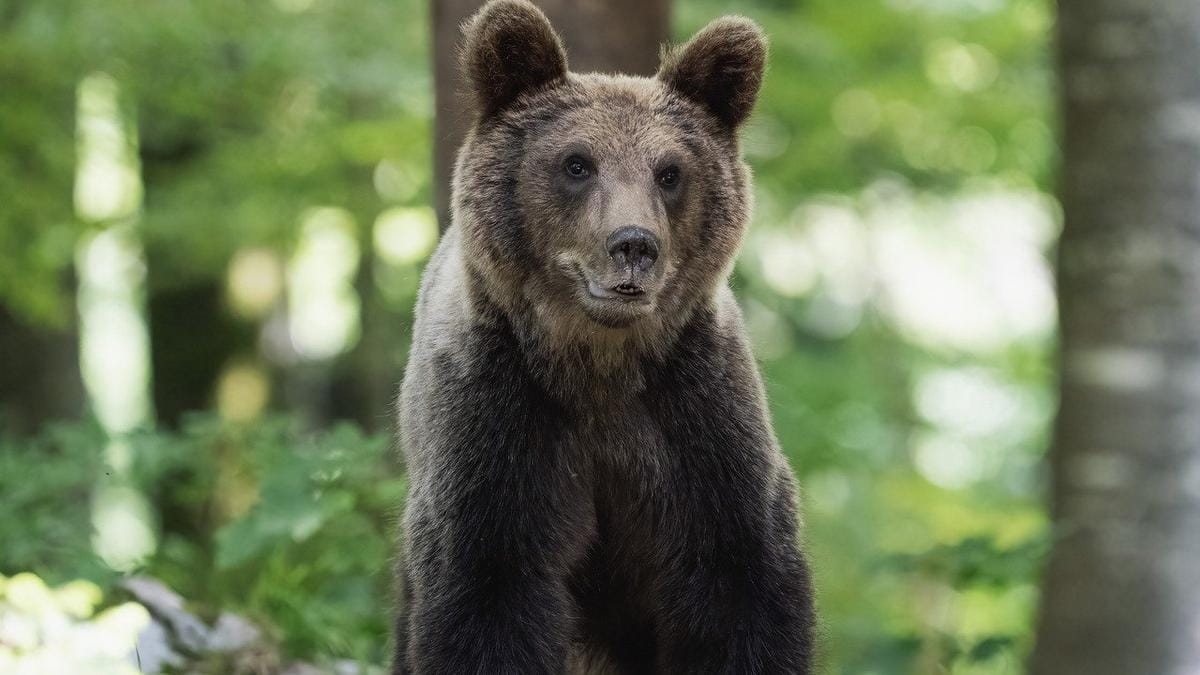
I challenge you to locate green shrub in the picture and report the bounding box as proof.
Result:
[0,421,112,584]
[1,416,405,665]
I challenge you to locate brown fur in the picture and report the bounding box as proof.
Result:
[461,0,568,119]
[658,17,768,129]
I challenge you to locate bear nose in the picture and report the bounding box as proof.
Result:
[606,226,660,271]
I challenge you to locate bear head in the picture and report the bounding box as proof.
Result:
[453,0,766,345]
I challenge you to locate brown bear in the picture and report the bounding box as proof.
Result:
[394,1,817,672]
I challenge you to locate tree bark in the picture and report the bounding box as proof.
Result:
[1031,1,1200,673]
[0,306,84,435]
[146,277,254,426]
[431,0,671,231]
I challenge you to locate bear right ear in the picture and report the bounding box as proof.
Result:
[461,0,569,119]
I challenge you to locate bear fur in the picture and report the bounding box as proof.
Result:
[394,1,817,672]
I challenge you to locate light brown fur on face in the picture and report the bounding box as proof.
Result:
[448,9,767,388]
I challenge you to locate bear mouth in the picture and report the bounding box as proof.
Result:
[585,278,649,303]
[573,266,656,327]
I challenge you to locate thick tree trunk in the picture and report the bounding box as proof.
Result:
[0,306,83,435]
[146,278,253,426]
[1031,1,1200,673]
[431,0,671,230]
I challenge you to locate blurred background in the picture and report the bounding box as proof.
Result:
[1,0,1058,672]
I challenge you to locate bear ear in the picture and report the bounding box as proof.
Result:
[657,17,767,130]
[461,0,569,119]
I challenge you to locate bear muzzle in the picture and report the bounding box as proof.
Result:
[558,225,669,326]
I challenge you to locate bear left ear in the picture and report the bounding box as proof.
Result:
[461,0,569,120]
[657,17,767,130]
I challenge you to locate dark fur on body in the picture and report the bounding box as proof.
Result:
[395,2,816,672]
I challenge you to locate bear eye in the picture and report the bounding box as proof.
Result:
[564,155,591,179]
[657,166,681,189]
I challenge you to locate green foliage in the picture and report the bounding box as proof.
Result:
[0,421,112,583]
[883,535,1048,590]
[0,4,82,326]
[682,0,1055,196]
[138,417,405,663]
[1,419,403,664]
[1,0,430,319]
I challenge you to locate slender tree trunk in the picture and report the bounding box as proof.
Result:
[431,0,671,230]
[1031,1,1200,673]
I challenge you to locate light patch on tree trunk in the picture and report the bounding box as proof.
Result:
[1067,347,1166,391]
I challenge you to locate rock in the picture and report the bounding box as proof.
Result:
[207,611,262,653]
[120,577,212,653]
[130,618,186,674]
[279,659,380,675]
[331,660,378,675]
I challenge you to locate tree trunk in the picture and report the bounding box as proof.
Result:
[1031,1,1200,673]
[146,277,253,426]
[431,0,671,230]
[0,306,83,435]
